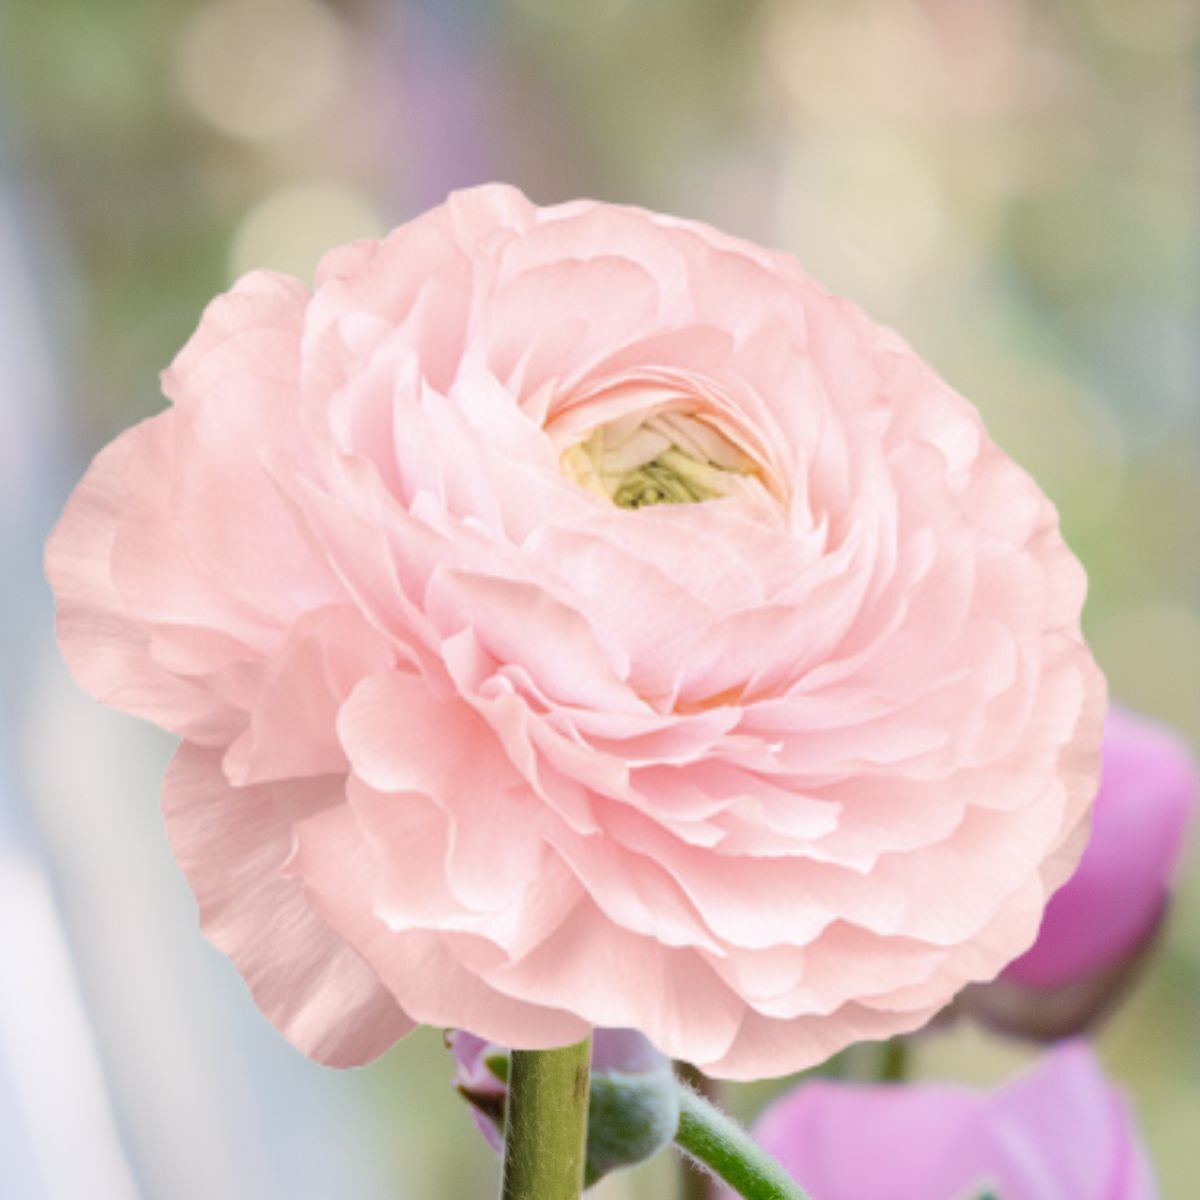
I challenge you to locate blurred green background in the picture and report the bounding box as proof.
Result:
[0,1,1195,1197]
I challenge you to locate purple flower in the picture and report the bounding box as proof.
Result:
[447,1030,509,1152]
[964,706,1196,1039]
[752,1042,1155,1199]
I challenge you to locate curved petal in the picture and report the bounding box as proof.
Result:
[287,803,590,1049]
[163,744,412,1065]
[46,416,246,745]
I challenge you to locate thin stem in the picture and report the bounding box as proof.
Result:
[674,1086,810,1200]
[674,1063,722,1200]
[877,1036,910,1083]
[500,1037,592,1200]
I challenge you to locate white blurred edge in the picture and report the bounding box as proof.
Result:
[0,849,139,1200]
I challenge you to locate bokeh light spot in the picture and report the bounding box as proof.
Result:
[228,182,385,281]
[175,0,349,142]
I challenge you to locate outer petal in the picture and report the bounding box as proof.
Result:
[479,900,746,1066]
[286,803,591,1049]
[162,743,413,1065]
[45,416,245,745]
[163,268,310,405]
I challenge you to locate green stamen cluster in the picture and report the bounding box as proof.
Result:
[612,448,731,509]
[562,413,759,510]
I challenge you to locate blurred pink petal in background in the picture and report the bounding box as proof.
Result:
[752,1041,1155,1200]
[963,706,1196,1040]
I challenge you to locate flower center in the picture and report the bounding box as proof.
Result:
[560,411,763,509]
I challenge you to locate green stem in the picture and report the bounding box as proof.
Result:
[674,1063,722,1200]
[878,1036,910,1083]
[674,1086,811,1200]
[500,1038,592,1200]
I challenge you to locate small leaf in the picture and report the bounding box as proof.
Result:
[483,1051,511,1084]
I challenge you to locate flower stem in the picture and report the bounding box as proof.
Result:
[674,1085,810,1200]
[878,1036,910,1082]
[674,1063,722,1200]
[500,1037,592,1200]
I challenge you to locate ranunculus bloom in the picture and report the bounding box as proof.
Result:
[962,706,1196,1040]
[751,1041,1155,1199]
[46,184,1105,1078]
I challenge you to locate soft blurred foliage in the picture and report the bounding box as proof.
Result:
[1,1,1195,1197]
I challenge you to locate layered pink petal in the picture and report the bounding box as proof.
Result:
[46,417,246,745]
[162,744,412,1065]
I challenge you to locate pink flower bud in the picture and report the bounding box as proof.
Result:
[963,706,1196,1040]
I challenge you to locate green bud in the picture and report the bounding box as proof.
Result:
[583,1063,681,1186]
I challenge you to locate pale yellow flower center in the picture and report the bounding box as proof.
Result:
[560,411,764,509]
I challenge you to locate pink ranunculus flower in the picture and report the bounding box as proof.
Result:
[961,706,1196,1040]
[45,184,1105,1078]
[749,1041,1155,1199]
